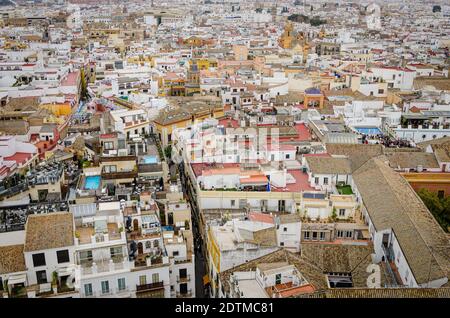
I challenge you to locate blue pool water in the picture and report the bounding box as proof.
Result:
[85,175,101,190]
[355,127,383,135]
[143,155,157,164]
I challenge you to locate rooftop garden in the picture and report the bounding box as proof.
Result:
[336,184,353,195]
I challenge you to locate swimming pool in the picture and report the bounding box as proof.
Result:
[355,127,383,135]
[84,175,101,190]
[143,155,158,164]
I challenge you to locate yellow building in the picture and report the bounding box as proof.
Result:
[153,98,224,147]
[278,21,310,63]
[127,55,155,67]
[40,102,73,117]
[189,58,217,70]
[158,73,186,97]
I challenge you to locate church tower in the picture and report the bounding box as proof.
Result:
[185,59,201,96]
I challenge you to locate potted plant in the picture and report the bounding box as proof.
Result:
[3,280,8,298]
[51,271,58,293]
[331,207,337,222]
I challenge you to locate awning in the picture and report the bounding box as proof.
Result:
[56,266,73,277]
[8,273,27,285]
[361,229,370,239]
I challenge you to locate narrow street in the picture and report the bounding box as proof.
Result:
[179,161,207,298]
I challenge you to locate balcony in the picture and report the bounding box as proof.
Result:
[9,285,27,298]
[177,274,191,283]
[136,281,164,292]
[134,253,163,268]
[57,284,75,294]
[176,289,193,298]
[174,256,192,265]
[81,257,130,275]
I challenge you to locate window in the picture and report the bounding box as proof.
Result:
[339,209,345,217]
[153,240,159,248]
[173,251,179,257]
[103,141,114,150]
[323,177,329,185]
[280,242,284,246]
[145,241,152,249]
[104,165,117,173]
[231,200,235,207]
[320,232,325,241]
[275,274,281,285]
[283,227,287,232]
[152,273,160,283]
[314,177,319,184]
[57,250,70,264]
[303,231,310,240]
[101,281,110,294]
[312,232,318,240]
[84,283,93,297]
[0,277,2,291]
[346,231,353,238]
[139,275,147,286]
[110,247,122,258]
[36,270,47,284]
[79,250,93,263]
[118,278,126,291]
[438,190,445,199]
[378,89,384,94]
[32,253,46,267]
[337,230,344,238]
[285,154,290,159]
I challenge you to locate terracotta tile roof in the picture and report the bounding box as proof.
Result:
[353,157,449,284]
[305,156,352,174]
[249,212,275,224]
[386,152,440,169]
[24,212,74,252]
[325,143,384,171]
[297,288,450,298]
[0,245,26,274]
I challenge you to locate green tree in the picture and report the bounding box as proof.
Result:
[164,145,172,159]
[417,189,450,232]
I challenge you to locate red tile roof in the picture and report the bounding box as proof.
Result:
[61,71,80,86]
[271,169,315,193]
[4,152,34,165]
[248,212,275,224]
[218,118,239,128]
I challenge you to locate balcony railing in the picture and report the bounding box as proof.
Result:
[176,289,193,298]
[136,281,164,292]
[57,284,76,294]
[101,170,137,180]
[177,274,191,283]
[10,286,28,298]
